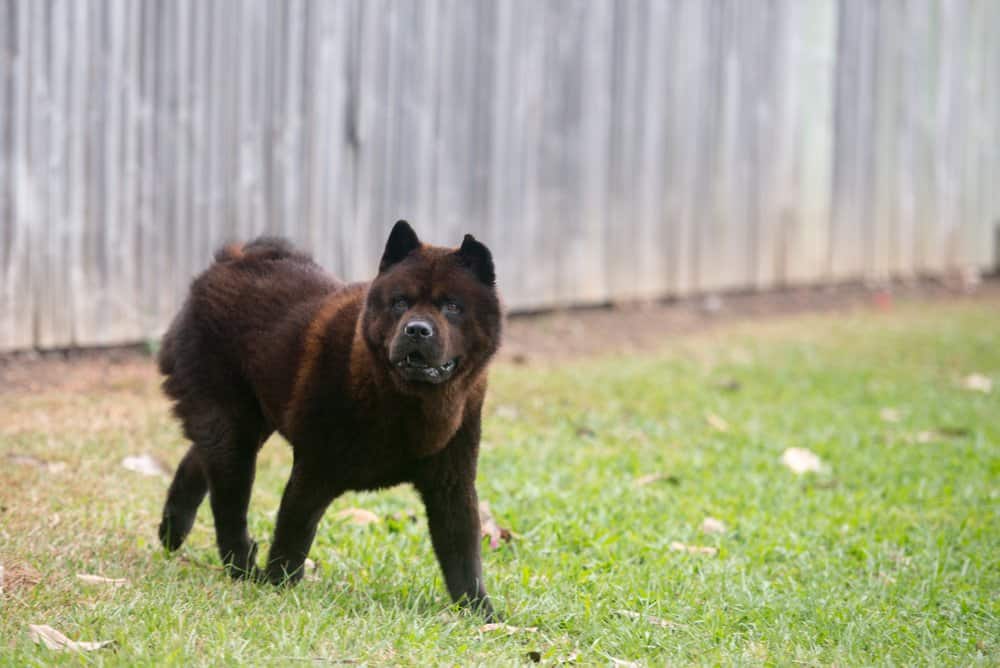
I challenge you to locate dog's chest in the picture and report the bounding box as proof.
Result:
[298,401,463,485]
[359,399,462,461]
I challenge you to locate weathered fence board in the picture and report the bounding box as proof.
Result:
[0,0,997,351]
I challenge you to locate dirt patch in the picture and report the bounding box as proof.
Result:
[1,278,997,394]
[500,278,1000,364]
[0,346,155,396]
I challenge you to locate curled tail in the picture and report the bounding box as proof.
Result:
[214,237,301,263]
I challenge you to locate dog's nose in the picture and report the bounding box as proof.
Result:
[404,320,434,338]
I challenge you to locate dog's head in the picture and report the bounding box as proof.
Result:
[362,221,502,391]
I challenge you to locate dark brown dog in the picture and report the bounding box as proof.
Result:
[157,221,501,618]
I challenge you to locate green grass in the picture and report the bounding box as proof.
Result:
[1,299,998,665]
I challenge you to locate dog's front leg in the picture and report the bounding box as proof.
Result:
[414,418,497,621]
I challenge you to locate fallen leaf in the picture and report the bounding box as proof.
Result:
[121,454,169,477]
[634,473,680,487]
[28,625,114,652]
[706,412,729,432]
[76,574,128,587]
[615,609,687,629]
[913,426,971,444]
[479,501,512,549]
[478,623,538,634]
[510,353,529,366]
[781,447,823,474]
[494,404,520,420]
[6,453,67,473]
[700,517,726,535]
[669,541,718,556]
[333,508,379,525]
[880,407,901,423]
[610,658,640,668]
[962,373,993,393]
[742,640,769,662]
[1,562,41,594]
[715,379,742,393]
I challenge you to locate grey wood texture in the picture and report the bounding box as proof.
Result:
[0,0,997,350]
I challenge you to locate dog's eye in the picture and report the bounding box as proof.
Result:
[391,297,409,312]
[442,301,462,315]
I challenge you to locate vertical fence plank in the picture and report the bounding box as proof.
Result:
[1,0,35,349]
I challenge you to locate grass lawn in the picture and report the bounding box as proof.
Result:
[1,298,998,665]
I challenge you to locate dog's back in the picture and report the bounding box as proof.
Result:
[158,238,341,436]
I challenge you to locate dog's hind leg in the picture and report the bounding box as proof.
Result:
[164,397,270,580]
[199,422,269,580]
[159,445,208,551]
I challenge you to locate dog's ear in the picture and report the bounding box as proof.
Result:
[379,220,421,273]
[456,234,496,287]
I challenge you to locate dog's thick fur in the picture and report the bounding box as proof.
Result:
[157,221,501,618]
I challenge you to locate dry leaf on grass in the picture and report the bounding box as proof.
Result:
[494,404,520,420]
[478,623,538,634]
[705,412,729,432]
[634,472,680,487]
[912,427,970,444]
[610,658,640,668]
[1,562,41,595]
[76,574,128,587]
[302,558,320,581]
[961,373,993,393]
[880,407,901,423]
[6,453,67,473]
[715,379,742,393]
[615,609,687,629]
[669,541,718,556]
[28,625,114,652]
[700,517,727,535]
[121,454,169,477]
[333,508,379,525]
[781,447,823,474]
[479,501,512,549]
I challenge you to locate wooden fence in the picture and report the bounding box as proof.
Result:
[1,0,998,351]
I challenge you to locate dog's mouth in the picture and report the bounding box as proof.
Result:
[394,352,459,384]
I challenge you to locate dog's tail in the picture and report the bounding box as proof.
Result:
[214,236,299,263]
